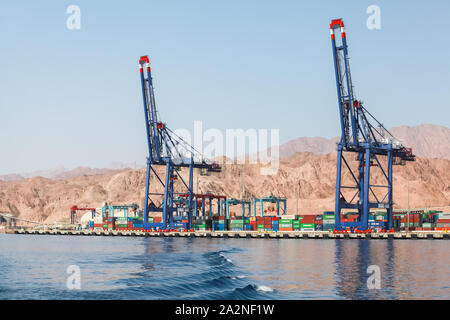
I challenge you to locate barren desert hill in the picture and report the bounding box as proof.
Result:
[1,124,448,184]
[278,124,450,160]
[0,152,448,224]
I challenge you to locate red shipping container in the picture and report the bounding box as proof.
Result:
[437,219,450,223]
[300,216,315,223]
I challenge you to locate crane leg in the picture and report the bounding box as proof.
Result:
[334,148,343,229]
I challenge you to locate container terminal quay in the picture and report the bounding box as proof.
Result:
[2,203,450,240]
[1,19,449,240]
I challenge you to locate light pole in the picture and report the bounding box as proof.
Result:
[407,168,410,229]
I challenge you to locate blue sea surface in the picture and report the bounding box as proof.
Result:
[0,234,449,299]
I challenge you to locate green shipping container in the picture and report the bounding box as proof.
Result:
[257,224,265,229]
[118,224,128,228]
[102,224,108,228]
[301,223,315,228]
[279,219,293,224]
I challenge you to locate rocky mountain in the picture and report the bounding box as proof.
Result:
[389,124,450,159]
[0,152,448,224]
[1,124,447,183]
[0,163,142,182]
[278,124,450,160]
[52,167,126,180]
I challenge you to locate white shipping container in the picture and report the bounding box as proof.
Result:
[283,215,298,220]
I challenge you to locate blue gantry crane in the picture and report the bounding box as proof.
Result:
[138,56,221,230]
[329,19,415,231]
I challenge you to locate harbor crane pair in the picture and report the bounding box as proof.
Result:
[137,18,415,231]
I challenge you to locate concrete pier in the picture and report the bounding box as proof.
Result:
[10,229,450,240]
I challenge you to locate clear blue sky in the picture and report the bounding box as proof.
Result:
[0,0,449,174]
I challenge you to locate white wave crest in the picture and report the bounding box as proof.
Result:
[256,285,274,292]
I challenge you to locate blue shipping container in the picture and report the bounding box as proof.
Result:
[144,223,165,230]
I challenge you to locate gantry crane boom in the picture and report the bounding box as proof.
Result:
[329,19,415,231]
[138,56,221,230]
